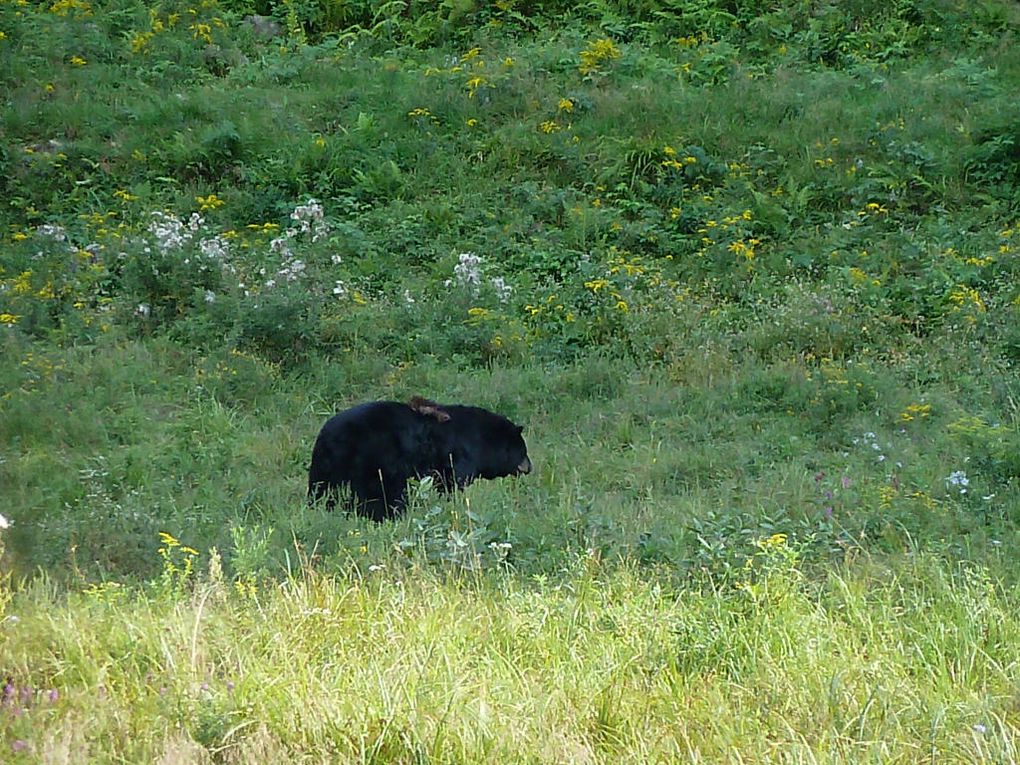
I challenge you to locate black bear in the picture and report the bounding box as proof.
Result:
[308,396,532,521]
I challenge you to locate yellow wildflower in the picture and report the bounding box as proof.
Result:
[465,76,486,93]
[196,193,225,211]
[579,38,621,75]
[899,403,931,422]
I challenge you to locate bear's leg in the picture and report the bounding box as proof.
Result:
[351,470,409,522]
[308,477,341,512]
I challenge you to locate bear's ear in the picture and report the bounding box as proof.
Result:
[516,425,524,435]
[409,396,451,423]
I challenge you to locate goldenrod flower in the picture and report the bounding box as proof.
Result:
[900,403,932,422]
[465,76,486,96]
[196,193,225,211]
[579,38,621,75]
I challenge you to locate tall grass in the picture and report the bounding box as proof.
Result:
[2,550,1018,762]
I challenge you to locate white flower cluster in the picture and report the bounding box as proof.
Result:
[453,251,483,288]
[291,199,328,242]
[268,198,330,262]
[947,470,969,494]
[127,199,334,301]
[490,276,513,303]
[199,236,230,260]
[269,234,293,260]
[36,224,68,243]
[275,259,306,283]
[33,223,75,258]
[445,252,513,302]
[143,211,231,265]
[146,211,204,255]
[852,431,889,464]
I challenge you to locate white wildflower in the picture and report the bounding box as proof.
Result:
[199,236,230,260]
[947,470,969,494]
[135,303,151,318]
[491,276,513,302]
[36,223,67,242]
[333,281,347,297]
[148,211,202,254]
[203,290,216,304]
[453,252,483,290]
[277,259,306,282]
[269,235,294,259]
[290,199,328,241]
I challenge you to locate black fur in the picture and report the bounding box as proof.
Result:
[308,399,531,521]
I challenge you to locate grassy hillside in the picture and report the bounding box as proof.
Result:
[2,0,1020,760]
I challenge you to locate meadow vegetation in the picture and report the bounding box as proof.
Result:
[1,0,1020,760]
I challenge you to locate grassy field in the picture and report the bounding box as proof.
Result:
[2,0,1020,760]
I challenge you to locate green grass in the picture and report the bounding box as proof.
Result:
[3,554,1019,762]
[2,0,1020,759]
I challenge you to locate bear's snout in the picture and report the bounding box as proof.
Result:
[516,457,532,475]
